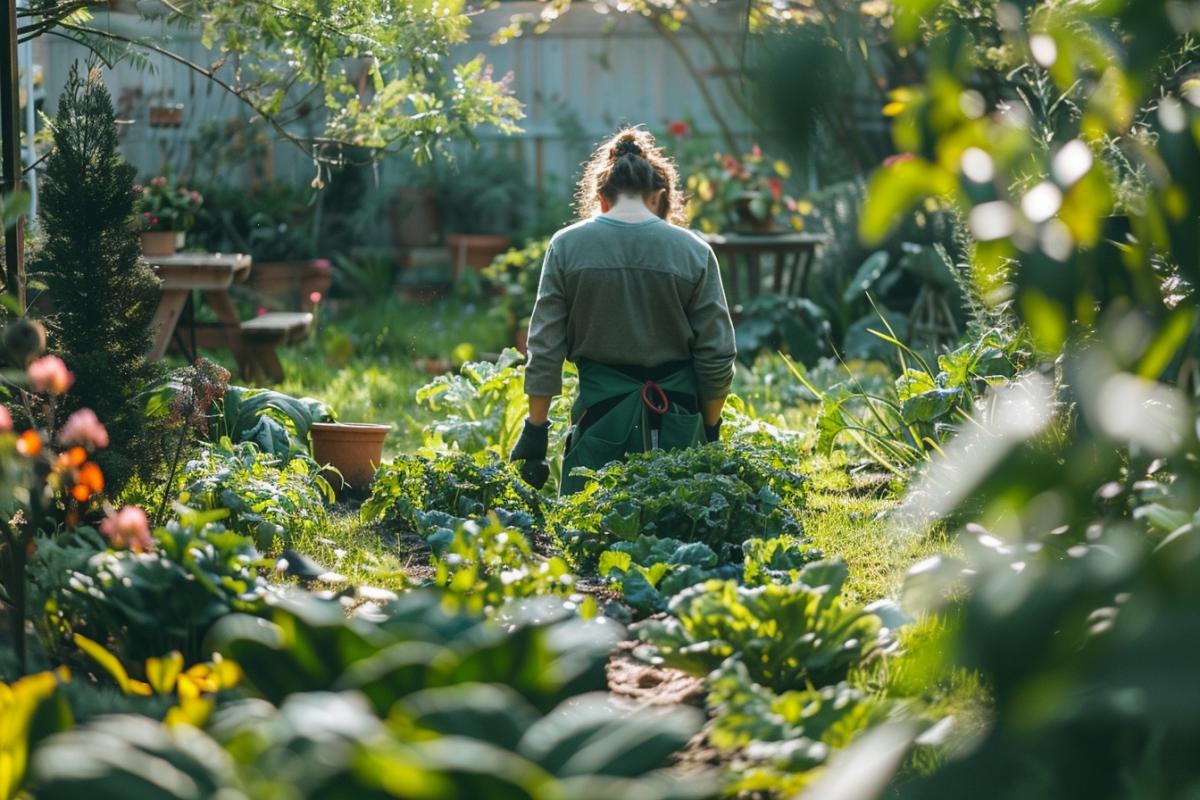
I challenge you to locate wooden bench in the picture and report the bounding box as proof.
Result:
[240,311,313,382]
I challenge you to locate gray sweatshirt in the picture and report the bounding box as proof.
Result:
[523,216,737,401]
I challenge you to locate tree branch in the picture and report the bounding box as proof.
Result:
[52,22,361,164]
[646,15,741,153]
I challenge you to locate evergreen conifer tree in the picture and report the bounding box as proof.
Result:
[34,63,162,492]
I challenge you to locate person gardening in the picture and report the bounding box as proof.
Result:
[510,127,737,493]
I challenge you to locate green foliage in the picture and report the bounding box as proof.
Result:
[29,713,238,800]
[598,536,735,615]
[633,560,898,693]
[554,443,805,569]
[598,533,821,616]
[422,515,577,612]
[362,451,542,533]
[733,295,833,366]
[51,508,270,665]
[180,440,333,550]
[45,1,523,163]
[210,591,616,715]
[482,237,549,326]
[212,386,334,462]
[796,325,1029,474]
[32,63,162,493]
[416,348,531,455]
[706,661,887,796]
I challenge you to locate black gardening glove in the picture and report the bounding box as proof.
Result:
[510,418,551,489]
[704,419,722,443]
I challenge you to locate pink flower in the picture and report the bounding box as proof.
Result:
[190,191,203,204]
[100,506,153,552]
[151,176,167,188]
[751,144,763,158]
[722,154,740,175]
[58,408,109,450]
[667,120,690,138]
[0,405,10,432]
[28,355,74,395]
[313,258,332,271]
[132,183,144,193]
[309,291,322,304]
[256,306,268,317]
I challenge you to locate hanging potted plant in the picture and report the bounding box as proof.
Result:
[135,175,203,257]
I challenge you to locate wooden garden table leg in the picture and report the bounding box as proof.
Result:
[149,289,188,360]
[201,288,249,370]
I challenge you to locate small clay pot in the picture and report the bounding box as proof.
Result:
[310,422,392,496]
[140,230,177,257]
[446,233,512,278]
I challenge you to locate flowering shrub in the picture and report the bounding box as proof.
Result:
[685,145,803,233]
[134,174,204,232]
[0,349,157,674]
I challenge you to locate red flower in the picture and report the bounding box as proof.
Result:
[667,120,690,138]
[768,177,783,201]
[722,154,740,175]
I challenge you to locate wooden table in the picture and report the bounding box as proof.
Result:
[701,232,828,306]
[148,252,252,362]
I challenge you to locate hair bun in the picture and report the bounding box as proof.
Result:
[613,139,643,158]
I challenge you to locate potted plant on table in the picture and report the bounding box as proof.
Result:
[135,174,203,257]
[685,145,801,234]
[191,182,333,311]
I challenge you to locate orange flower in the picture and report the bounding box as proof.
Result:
[66,446,87,467]
[78,461,104,494]
[71,484,91,502]
[17,430,42,457]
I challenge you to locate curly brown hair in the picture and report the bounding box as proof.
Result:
[574,126,686,226]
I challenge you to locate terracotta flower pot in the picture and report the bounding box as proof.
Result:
[140,230,177,257]
[310,422,392,496]
[446,233,512,279]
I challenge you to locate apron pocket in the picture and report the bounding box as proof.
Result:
[658,408,705,451]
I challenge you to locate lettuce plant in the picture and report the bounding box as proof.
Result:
[633,560,898,692]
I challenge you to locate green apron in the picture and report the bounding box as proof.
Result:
[559,361,705,495]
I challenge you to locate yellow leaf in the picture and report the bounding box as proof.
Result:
[165,697,213,729]
[74,633,136,695]
[146,651,184,695]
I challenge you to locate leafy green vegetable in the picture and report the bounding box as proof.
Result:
[181,439,334,550]
[633,560,894,692]
[55,508,271,665]
[423,515,578,613]
[362,451,543,533]
[555,443,806,570]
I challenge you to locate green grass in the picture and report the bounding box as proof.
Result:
[285,507,425,594]
[800,451,953,604]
